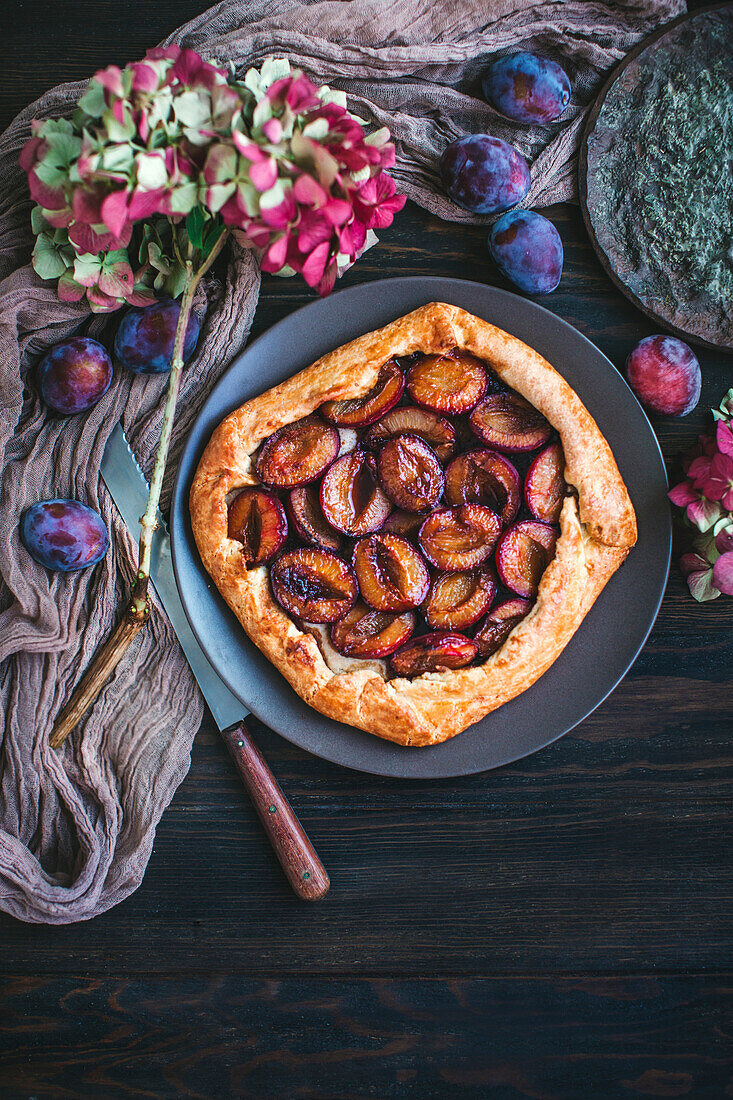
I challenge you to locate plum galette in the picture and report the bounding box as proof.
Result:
[190,303,637,747]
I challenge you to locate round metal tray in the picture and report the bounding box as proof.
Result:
[579,4,733,354]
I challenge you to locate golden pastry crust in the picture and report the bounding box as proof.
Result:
[190,303,637,747]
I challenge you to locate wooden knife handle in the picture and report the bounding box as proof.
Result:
[220,720,330,901]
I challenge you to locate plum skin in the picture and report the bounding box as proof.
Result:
[38,337,113,415]
[21,499,109,572]
[440,135,530,215]
[625,336,701,417]
[114,299,200,375]
[482,52,571,124]
[489,210,563,295]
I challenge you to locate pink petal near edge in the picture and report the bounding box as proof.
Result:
[680,552,709,576]
[715,525,733,554]
[686,496,722,532]
[249,157,278,192]
[300,241,330,288]
[100,190,131,238]
[261,233,290,273]
[712,551,733,595]
[293,174,328,207]
[668,480,698,507]
[716,419,733,456]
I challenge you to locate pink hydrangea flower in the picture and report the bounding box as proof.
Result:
[21,52,405,307]
[669,393,733,602]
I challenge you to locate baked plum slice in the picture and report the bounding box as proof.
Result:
[380,509,426,539]
[444,448,520,524]
[353,533,430,612]
[390,631,478,676]
[256,416,339,487]
[320,451,392,535]
[287,484,341,552]
[407,348,487,414]
[271,548,357,623]
[330,601,415,659]
[524,442,565,523]
[419,505,501,571]
[364,406,456,462]
[228,488,288,566]
[469,393,551,453]
[424,568,496,631]
[377,434,445,513]
[496,520,557,598]
[474,598,533,657]
[320,359,405,427]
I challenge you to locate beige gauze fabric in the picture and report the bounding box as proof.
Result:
[0,0,684,923]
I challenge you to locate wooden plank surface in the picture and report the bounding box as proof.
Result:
[1,975,731,1099]
[1,3,731,1096]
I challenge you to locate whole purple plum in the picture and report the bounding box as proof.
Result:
[114,299,200,375]
[38,337,113,415]
[626,336,701,416]
[440,135,530,215]
[482,52,571,124]
[21,500,109,572]
[489,210,563,294]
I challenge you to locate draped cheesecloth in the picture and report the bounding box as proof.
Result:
[0,0,683,923]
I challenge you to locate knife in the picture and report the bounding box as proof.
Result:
[100,424,329,901]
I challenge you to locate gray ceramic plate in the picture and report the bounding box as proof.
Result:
[170,277,670,779]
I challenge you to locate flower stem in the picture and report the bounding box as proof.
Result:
[130,226,228,618]
[51,226,229,749]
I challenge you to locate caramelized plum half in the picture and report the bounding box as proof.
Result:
[390,631,478,677]
[524,442,565,523]
[380,509,426,539]
[444,449,520,524]
[364,406,456,462]
[320,359,405,427]
[271,548,357,623]
[320,451,392,536]
[469,393,551,453]
[474,598,532,657]
[496,520,557,598]
[407,349,487,414]
[377,434,445,513]
[256,416,339,487]
[227,489,288,566]
[353,534,430,612]
[419,505,501,571]
[424,568,496,631]
[330,601,415,659]
[287,484,341,552]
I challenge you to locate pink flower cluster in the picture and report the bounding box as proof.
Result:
[203,68,405,296]
[20,50,406,310]
[668,391,733,601]
[20,46,234,310]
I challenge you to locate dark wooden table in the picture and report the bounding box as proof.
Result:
[1,4,731,1097]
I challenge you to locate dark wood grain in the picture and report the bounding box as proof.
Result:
[1,3,731,1096]
[0,974,731,1099]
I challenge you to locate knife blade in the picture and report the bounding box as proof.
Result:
[101,423,329,901]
